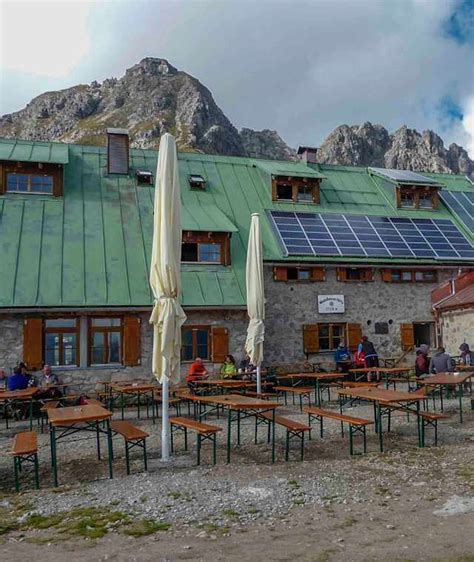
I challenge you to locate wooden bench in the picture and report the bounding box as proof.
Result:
[169,416,221,465]
[153,396,182,419]
[39,400,59,432]
[341,381,380,388]
[274,386,313,410]
[304,407,373,455]
[84,398,103,407]
[258,412,311,461]
[110,421,149,475]
[419,411,449,446]
[236,390,275,400]
[11,431,39,491]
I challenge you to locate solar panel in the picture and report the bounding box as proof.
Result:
[368,167,442,185]
[268,211,474,261]
[439,191,474,233]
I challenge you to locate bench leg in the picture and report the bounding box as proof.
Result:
[96,422,101,460]
[125,442,131,475]
[285,431,290,461]
[254,417,258,444]
[34,454,40,489]
[170,425,174,452]
[143,439,148,471]
[301,432,305,461]
[184,427,188,451]
[14,457,20,492]
[197,434,201,466]
[363,426,367,454]
[320,416,324,438]
[213,434,217,465]
[434,421,438,446]
[349,425,354,456]
[299,394,303,412]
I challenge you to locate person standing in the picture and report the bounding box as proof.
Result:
[358,336,379,381]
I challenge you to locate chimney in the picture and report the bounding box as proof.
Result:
[297,146,318,164]
[106,128,130,174]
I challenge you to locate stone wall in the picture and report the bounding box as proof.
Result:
[0,266,456,389]
[438,308,474,356]
[264,266,454,365]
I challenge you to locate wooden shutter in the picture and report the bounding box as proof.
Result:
[23,318,43,369]
[123,315,141,366]
[400,323,415,351]
[273,267,288,281]
[303,324,319,354]
[381,269,393,282]
[336,268,347,282]
[311,267,325,281]
[347,323,362,352]
[211,327,229,362]
[364,269,374,282]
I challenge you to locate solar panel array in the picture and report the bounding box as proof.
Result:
[368,167,441,185]
[439,191,474,233]
[268,211,474,260]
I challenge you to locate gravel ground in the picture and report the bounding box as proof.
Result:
[0,391,473,561]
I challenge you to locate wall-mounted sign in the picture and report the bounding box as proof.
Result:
[374,322,389,334]
[318,295,345,314]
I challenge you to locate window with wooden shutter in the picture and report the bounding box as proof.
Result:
[273,267,288,281]
[23,318,43,369]
[311,267,325,281]
[123,316,141,366]
[303,324,319,354]
[211,327,229,363]
[338,268,373,282]
[336,268,347,282]
[346,323,362,352]
[400,323,415,351]
[107,129,129,174]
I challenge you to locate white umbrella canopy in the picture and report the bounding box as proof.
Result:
[149,133,187,461]
[245,213,265,393]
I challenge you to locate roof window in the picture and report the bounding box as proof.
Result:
[188,174,206,190]
[106,128,129,175]
[135,170,153,185]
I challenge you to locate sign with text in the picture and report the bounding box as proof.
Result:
[318,295,345,314]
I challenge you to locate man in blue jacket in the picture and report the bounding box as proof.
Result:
[7,367,30,391]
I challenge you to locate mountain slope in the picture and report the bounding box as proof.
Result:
[317,122,473,177]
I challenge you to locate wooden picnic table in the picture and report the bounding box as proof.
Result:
[47,404,114,486]
[337,387,426,452]
[349,367,412,386]
[0,387,38,430]
[177,392,280,463]
[277,373,350,405]
[417,372,472,422]
[108,383,157,421]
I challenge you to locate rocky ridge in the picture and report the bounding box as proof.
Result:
[317,122,473,177]
[0,58,472,173]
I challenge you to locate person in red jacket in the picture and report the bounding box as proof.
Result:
[186,358,208,394]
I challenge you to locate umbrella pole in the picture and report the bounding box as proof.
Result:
[256,365,262,394]
[161,377,170,461]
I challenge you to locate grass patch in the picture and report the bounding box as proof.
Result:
[201,522,230,535]
[123,519,171,537]
[247,508,261,515]
[312,549,337,562]
[24,507,129,541]
[288,479,300,489]
[168,491,182,500]
[457,465,474,491]
[293,498,306,506]
[222,509,240,518]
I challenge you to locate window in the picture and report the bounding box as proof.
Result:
[273,266,325,282]
[181,326,210,361]
[44,318,79,366]
[182,231,231,265]
[272,176,320,204]
[382,269,438,283]
[337,268,374,282]
[89,317,122,365]
[107,129,129,174]
[135,170,153,185]
[276,182,293,200]
[188,175,206,189]
[396,186,439,209]
[6,172,54,194]
[318,323,345,351]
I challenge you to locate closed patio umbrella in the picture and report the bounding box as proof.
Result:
[245,213,265,394]
[149,133,187,461]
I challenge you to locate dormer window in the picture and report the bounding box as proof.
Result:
[189,175,206,189]
[182,231,231,265]
[397,185,439,210]
[1,161,63,196]
[272,175,320,204]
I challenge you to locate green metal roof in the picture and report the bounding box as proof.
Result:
[0,138,69,164]
[254,160,326,179]
[0,138,473,309]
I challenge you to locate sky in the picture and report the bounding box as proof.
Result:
[0,0,473,156]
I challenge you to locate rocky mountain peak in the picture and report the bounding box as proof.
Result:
[125,57,178,79]
[317,121,473,177]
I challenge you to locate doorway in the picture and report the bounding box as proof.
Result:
[413,322,435,348]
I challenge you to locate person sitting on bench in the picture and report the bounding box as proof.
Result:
[187,358,208,394]
[220,355,238,379]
